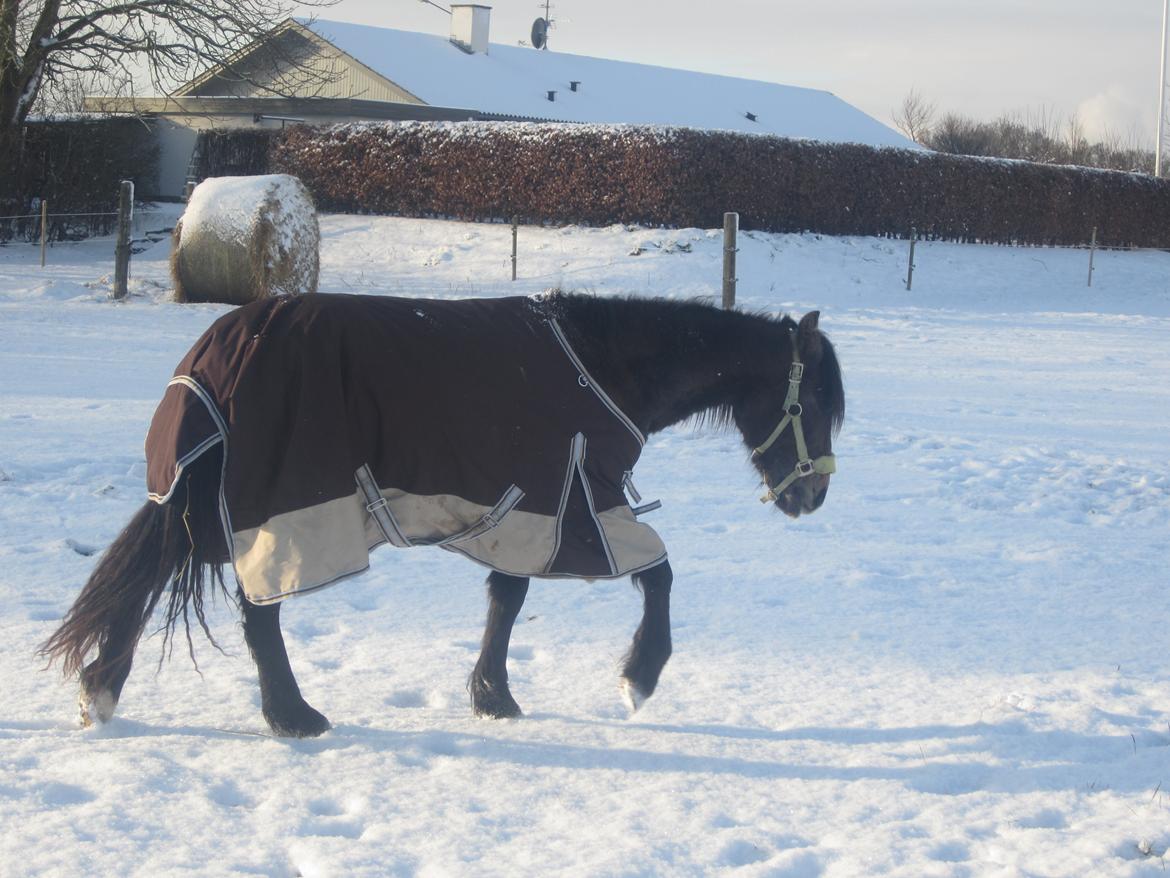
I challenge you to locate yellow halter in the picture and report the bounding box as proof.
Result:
[751,336,838,504]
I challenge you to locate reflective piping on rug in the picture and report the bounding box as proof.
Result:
[168,375,229,434]
[146,375,230,504]
[152,374,242,597]
[147,432,222,504]
[574,436,619,576]
[545,432,585,574]
[547,318,645,447]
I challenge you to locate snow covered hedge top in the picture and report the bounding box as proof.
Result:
[196,122,1170,247]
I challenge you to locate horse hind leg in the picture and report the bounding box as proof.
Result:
[620,560,673,713]
[40,496,202,727]
[239,592,331,737]
[469,571,529,718]
[78,611,142,726]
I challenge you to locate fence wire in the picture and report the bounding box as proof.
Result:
[0,211,118,221]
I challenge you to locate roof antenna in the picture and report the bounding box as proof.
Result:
[531,0,554,50]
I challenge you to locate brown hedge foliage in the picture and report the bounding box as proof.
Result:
[222,121,1170,248]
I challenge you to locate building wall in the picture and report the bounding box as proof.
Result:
[183,29,423,105]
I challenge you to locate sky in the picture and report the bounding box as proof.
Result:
[294,0,1167,148]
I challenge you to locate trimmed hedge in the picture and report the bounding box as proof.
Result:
[195,128,278,180]
[1,119,158,243]
[203,121,1170,248]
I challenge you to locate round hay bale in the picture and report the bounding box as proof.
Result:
[172,174,320,305]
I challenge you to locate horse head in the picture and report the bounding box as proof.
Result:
[736,311,845,518]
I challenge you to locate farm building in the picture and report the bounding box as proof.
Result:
[84,7,917,198]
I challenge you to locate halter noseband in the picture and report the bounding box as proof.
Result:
[752,334,837,504]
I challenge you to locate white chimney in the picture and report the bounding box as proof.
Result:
[450,4,491,54]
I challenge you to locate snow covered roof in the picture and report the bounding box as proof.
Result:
[298,18,917,149]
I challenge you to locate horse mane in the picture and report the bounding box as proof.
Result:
[535,291,845,435]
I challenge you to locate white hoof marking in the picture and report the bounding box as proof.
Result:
[79,688,116,727]
[620,678,646,714]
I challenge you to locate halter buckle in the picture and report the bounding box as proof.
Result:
[788,362,805,382]
[795,459,815,477]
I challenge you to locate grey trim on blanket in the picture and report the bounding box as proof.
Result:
[549,318,646,447]
[146,432,222,504]
[169,376,228,434]
[145,374,245,598]
[145,376,228,504]
[574,435,619,575]
[546,432,584,575]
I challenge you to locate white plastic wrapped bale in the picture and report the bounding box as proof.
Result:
[171,175,320,305]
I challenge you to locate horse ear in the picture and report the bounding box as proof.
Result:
[797,311,822,361]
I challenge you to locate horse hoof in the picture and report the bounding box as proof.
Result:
[264,705,332,738]
[619,678,646,714]
[79,687,117,727]
[469,676,523,719]
[473,699,523,720]
[471,687,523,719]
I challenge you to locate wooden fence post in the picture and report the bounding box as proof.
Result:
[113,180,133,300]
[905,226,917,291]
[722,211,738,309]
[511,216,518,281]
[1087,226,1097,287]
[39,200,47,268]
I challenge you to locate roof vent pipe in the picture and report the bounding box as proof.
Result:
[450,4,491,54]
[570,80,580,92]
[547,90,556,101]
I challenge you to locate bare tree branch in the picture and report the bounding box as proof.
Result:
[1,0,337,199]
[892,88,935,145]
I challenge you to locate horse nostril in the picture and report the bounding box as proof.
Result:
[800,483,828,513]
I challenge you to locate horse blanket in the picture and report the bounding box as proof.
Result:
[145,294,666,604]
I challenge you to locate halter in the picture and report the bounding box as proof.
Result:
[751,334,837,504]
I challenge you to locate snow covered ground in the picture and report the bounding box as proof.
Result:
[1,208,1168,877]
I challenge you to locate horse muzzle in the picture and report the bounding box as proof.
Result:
[773,472,830,518]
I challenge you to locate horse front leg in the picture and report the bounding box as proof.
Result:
[620,559,673,713]
[239,591,331,737]
[469,571,529,718]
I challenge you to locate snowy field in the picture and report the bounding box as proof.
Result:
[1,208,1169,877]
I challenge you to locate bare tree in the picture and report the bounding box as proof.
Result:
[33,68,131,116]
[0,0,335,198]
[892,88,936,144]
[919,101,1156,174]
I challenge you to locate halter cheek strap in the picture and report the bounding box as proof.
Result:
[752,337,837,504]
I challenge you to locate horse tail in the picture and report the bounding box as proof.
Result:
[39,449,228,681]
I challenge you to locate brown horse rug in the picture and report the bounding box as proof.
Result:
[145,294,666,604]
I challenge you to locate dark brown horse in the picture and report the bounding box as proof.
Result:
[41,292,844,737]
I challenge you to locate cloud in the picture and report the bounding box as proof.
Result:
[1075,86,1154,147]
